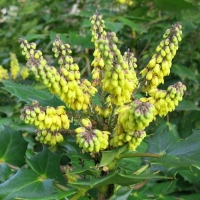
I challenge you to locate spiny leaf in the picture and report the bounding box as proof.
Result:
[26,147,66,185]
[0,126,28,167]
[2,80,64,107]
[146,123,200,173]
[0,168,56,200]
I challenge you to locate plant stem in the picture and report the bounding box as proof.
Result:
[54,182,69,191]
[6,163,19,170]
[118,152,163,160]
[71,190,85,200]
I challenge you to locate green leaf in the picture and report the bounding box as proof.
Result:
[99,145,128,167]
[179,194,200,200]
[0,106,14,117]
[68,31,93,49]
[70,171,171,191]
[146,126,200,172]
[0,168,56,200]
[26,147,66,185]
[104,21,124,33]
[176,100,200,111]
[171,64,197,82]
[118,17,146,33]
[0,164,12,182]
[2,80,64,107]
[24,33,46,41]
[110,186,132,200]
[154,0,195,12]
[0,126,28,167]
[16,190,77,200]
[150,180,177,195]
[179,167,200,183]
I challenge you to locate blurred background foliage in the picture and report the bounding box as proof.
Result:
[0,0,200,199]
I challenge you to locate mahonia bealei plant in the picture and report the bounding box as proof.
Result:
[19,13,186,152]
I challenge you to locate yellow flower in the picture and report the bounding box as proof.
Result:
[10,52,20,80]
[20,66,29,79]
[0,65,9,82]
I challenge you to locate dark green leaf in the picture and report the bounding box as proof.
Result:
[150,180,177,195]
[0,126,27,167]
[154,0,195,12]
[118,17,146,33]
[0,106,14,117]
[176,100,200,111]
[110,186,132,200]
[0,164,12,182]
[179,194,200,200]
[179,167,200,183]
[17,190,77,200]
[104,21,124,33]
[99,145,128,167]
[146,127,200,172]
[26,147,66,185]
[171,64,197,82]
[24,34,46,41]
[2,80,64,107]
[0,168,56,200]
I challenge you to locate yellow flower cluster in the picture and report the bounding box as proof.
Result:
[140,82,186,117]
[0,54,28,82]
[10,52,20,80]
[140,23,182,92]
[18,14,187,153]
[20,101,69,145]
[117,0,134,6]
[90,13,138,106]
[75,118,110,152]
[20,66,29,79]
[110,100,154,150]
[0,65,9,81]
[18,37,97,111]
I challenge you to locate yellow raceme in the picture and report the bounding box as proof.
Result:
[20,102,69,145]
[0,65,9,81]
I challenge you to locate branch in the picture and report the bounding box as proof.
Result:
[118,152,163,160]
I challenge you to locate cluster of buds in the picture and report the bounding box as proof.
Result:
[141,82,186,116]
[110,125,146,150]
[110,100,154,150]
[140,23,182,92]
[35,129,63,146]
[90,13,138,105]
[18,37,96,111]
[75,118,110,152]
[20,101,69,131]
[118,100,155,132]
[20,101,69,145]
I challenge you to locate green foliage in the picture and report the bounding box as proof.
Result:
[0,0,200,199]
